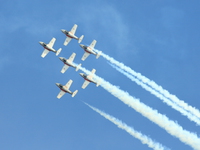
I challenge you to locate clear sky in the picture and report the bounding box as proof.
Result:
[1,0,200,150]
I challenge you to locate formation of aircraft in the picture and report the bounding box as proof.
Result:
[39,38,62,58]
[80,40,102,61]
[59,53,82,73]
[79,69,100,89]
[61,24,84,46]
[39,24,101,98]
[56,80,78,99]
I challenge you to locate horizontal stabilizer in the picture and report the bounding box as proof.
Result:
[56,48,62,56]
[75,63,82,71]
[96,82,100,87]
[72,90,78,97]
[78,35,84,43]
[96,51,102,59]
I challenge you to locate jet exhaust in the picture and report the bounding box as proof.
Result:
[79,66,200,150]
[84,102,170,150]
[93,49,200,121]
[109,63,200,125]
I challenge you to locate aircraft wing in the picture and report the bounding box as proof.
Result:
[82,80,90,89]
[57,90,66,99]
[64,37,72,46]
[89,40,97,49]
[88,69,96,78]
[91,69,96,74]
[48,37,56,48]
[81,52,90,61]
[70,24,77,35]
[41,49,50,58]
[61,64,70,73]
[65,79,73,90]
[68,53,76,62]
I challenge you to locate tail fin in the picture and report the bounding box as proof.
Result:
[72,90,78,97]
[96,51,102,59]
[56,48,62,56]
[78,35,84,43]
[75,63,82,71]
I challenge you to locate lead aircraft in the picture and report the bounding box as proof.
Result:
[79,69,100,89]
[56,80,78,99]
[39,38,62,58]
[61,24,84,46]
[59,53,82,73]
[79,40,102,61]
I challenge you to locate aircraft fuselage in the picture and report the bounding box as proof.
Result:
[61,29,78,40]
[59,57,76,68]
[39,42,56,53]
[79,73,96,84]
[80,44,96,55]
[56,83,72,94]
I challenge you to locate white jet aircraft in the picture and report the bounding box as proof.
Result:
[61,24,84,46]
[79,40,102,61]
[55,80,78,99]
[79,69,100,89]
[59,53,82,73]
[39,37,62,58]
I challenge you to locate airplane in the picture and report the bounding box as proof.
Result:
[61,24,84,46]
[79,40,102,61]
[55,79,78,99]
[79,69,100,89]
[39,37,62,58]
[59,53,82,73]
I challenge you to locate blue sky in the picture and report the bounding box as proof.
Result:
[1,0,200,150]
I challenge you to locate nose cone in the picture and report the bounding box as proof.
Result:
[59,57,63,61]
[39,41,43,45]
[59,57,66,63]
[55,83,60,87]
[80,44,84,48]
[61,29,66,33]
[79,73,84,77]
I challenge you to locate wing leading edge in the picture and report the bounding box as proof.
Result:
[61,65,70,73]
[65,80,73,89]
[89,40,97,49]
[41,49,50,58]
[57,90,65,99]
[81,52,90,61]
[64,37,72,46]
[82,80,90,89]
[48,37,56,48]
[70,24,78,35]
[68,53,76,62]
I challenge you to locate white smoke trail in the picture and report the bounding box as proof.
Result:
[109,63,200,125]
[79,66,200,150]
[84,102,170,150]
[95,50,200,119]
